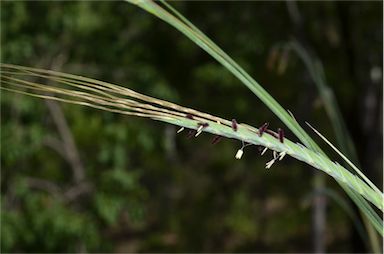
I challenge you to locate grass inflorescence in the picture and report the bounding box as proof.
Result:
[124,0,383,236]
[1,64,382,235]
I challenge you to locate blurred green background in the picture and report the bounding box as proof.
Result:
[1,1,382,253]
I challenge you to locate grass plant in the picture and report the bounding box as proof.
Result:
[1,0,382,241]
[1,63,382,236]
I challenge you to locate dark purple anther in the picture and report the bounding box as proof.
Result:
[186,114,194,119]
[231,119,238,132]
[186,129,196,138]
[258,122,269,137]
[198,122,209,128]
[211,135,223,145]
[278,128,284,143]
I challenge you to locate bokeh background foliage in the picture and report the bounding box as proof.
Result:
[1,1,382,253]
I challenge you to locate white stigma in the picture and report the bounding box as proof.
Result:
[261,147,268,155]
[265,159,276,169]
[279,151,287,161]
[235,149,244,159]
[177,127,185,133]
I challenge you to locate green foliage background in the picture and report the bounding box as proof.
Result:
[1,1,382,252]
